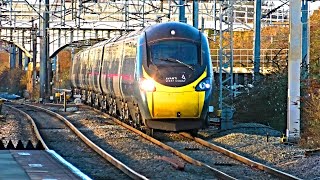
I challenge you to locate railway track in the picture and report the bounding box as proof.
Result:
[6,103,143,180]
[179,132,301,180]
[8,103,223,179]
[0,105,39,147]
[38,103,301,180]
[101,111,301,180]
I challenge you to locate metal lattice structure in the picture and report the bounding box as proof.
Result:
[0,0,291,56]
[218,0,235,130]
[0,0,291,100]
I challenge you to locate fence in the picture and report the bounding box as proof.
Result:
[210,48,289,73]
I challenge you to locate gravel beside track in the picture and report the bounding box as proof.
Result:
[199,123,320,179]
[0,105,38,147]
[62,105,319,180]
[1,102,319,179]
[157,132,279,180]
[3,104,130,180]
[49,105,218,180]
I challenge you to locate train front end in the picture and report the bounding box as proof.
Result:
[136,22,213,131]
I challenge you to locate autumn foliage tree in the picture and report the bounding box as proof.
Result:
[0,67,27,95]
[0,51,9,74]
[300,9,320,148]
[54,49,72,89]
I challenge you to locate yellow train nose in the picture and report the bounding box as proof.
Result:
[150,91,204,118]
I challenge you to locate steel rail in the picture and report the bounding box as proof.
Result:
[24,103,148,180]
[5,104,92,180]
[179,132,302,180]
[5,104,49,150]
[92,109,237,180]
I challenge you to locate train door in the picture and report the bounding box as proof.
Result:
[87,48,95,91]
[101,45,111,95]
[79,50,89,89]
[111,42,124,98]
[121,39,137,98]
[84,50,92,90]
[93,46,103,93]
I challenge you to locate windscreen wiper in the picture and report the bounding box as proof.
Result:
[159,57,194,71]
[149,58,164,79]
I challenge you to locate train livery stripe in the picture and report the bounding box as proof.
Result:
[142,67,206,119]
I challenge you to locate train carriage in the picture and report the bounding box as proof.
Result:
[71,22,213,133]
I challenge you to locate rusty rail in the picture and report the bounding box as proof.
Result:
[24,103,148,180]
[97,109,237,180]
[180,132,302,180]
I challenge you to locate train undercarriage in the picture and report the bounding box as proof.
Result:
[73,88,203,136]
[75,89,154,136]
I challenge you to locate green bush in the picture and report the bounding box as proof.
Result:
[233,71,288,132]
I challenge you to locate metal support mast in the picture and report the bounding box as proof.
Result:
[10,44,16,69]
[31,19,37,97]
[253,0,261,82]
[179,0,186,23]
[193,0,199,28]
[218,0,235,130]
[9,0,15,69]
[125,0,129,29]
[40,0,50,101]
[301,0,309,79]
[287,0,302,142]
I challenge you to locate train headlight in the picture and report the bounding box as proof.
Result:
[140,78,156,92]
[196,77,211,91]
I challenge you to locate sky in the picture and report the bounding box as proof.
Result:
[271,1,320,11]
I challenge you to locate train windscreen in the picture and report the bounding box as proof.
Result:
[149,40,199,67]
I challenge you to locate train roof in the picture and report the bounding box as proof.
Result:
[80,26,146,52]
[145,21,201,43]
[77,21,200,54]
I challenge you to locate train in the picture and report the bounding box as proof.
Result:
[70,22,213,134]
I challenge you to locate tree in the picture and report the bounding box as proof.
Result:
[0,51,9,74]
[0,67,27,95]
[299,9,320,148]
[55,50,72,89]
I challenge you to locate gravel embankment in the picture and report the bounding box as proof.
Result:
[199,123,320,179]
[57,106,216,180]
[0,106,38,145]
[1,103,319,179]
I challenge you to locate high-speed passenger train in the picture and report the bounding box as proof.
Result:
[70,22,213,133]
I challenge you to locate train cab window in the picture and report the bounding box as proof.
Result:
[149,40,198,66]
